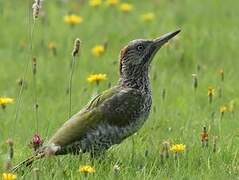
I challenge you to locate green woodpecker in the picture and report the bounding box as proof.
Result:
[12,30,180,171]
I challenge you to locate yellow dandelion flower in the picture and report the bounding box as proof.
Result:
[91,45,105,57]
[208,86,215,103]
[207,86,215,96]
[106,0,119,6]
[79,165,95,173]
[87,74,107,83]
[119,3,133,13]
[2,173,17,180]
[170,144,186,153]
[20,40,27,49]
[64,14,83,25]
[0,97,14,106]
[220,105,227,113]
[89,0,102,7]
[141,12,155,22]
[48,42,56,49]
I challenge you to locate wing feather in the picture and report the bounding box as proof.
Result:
[49,86,142,147]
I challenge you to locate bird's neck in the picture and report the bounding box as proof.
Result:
[118,65,151,93]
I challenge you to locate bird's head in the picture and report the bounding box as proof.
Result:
[119,30,181,77]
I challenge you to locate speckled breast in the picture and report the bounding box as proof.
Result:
[64,93,152,155]
[86,94,151,152]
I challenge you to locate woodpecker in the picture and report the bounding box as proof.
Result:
[12,30,180,171]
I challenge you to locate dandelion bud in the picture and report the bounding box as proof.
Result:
[16,78,27,89]
[32,57,37,75]
[219,105,227,118]
[219,69,224,82]
[208,86,215,104]
[6,139,14,160]
[192,74,198,90]
[72,38,81,57]
[162,141,170,158]
[48,42,57,56]
[201,126,208,148]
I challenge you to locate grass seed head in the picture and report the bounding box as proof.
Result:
[32,57,37,75]
[72,38,81,57]
[32,0,43,19]
[192,74,198,90]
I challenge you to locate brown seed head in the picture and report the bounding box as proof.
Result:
[6,139,14,147]
[201,126,209,148]
[6,139,14,160]
[72,38,81,57]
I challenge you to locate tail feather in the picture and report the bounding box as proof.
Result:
[11,152,45,172]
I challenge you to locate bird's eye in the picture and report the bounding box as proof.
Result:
[137,45,144,51]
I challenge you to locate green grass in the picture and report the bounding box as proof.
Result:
[0,0,239,179]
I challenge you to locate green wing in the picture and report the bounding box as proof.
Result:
[85,86,120,110]
[49,86,142,147]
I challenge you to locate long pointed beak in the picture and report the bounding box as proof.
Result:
[153,29,181,47]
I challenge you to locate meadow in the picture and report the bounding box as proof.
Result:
[0,0,239,179]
